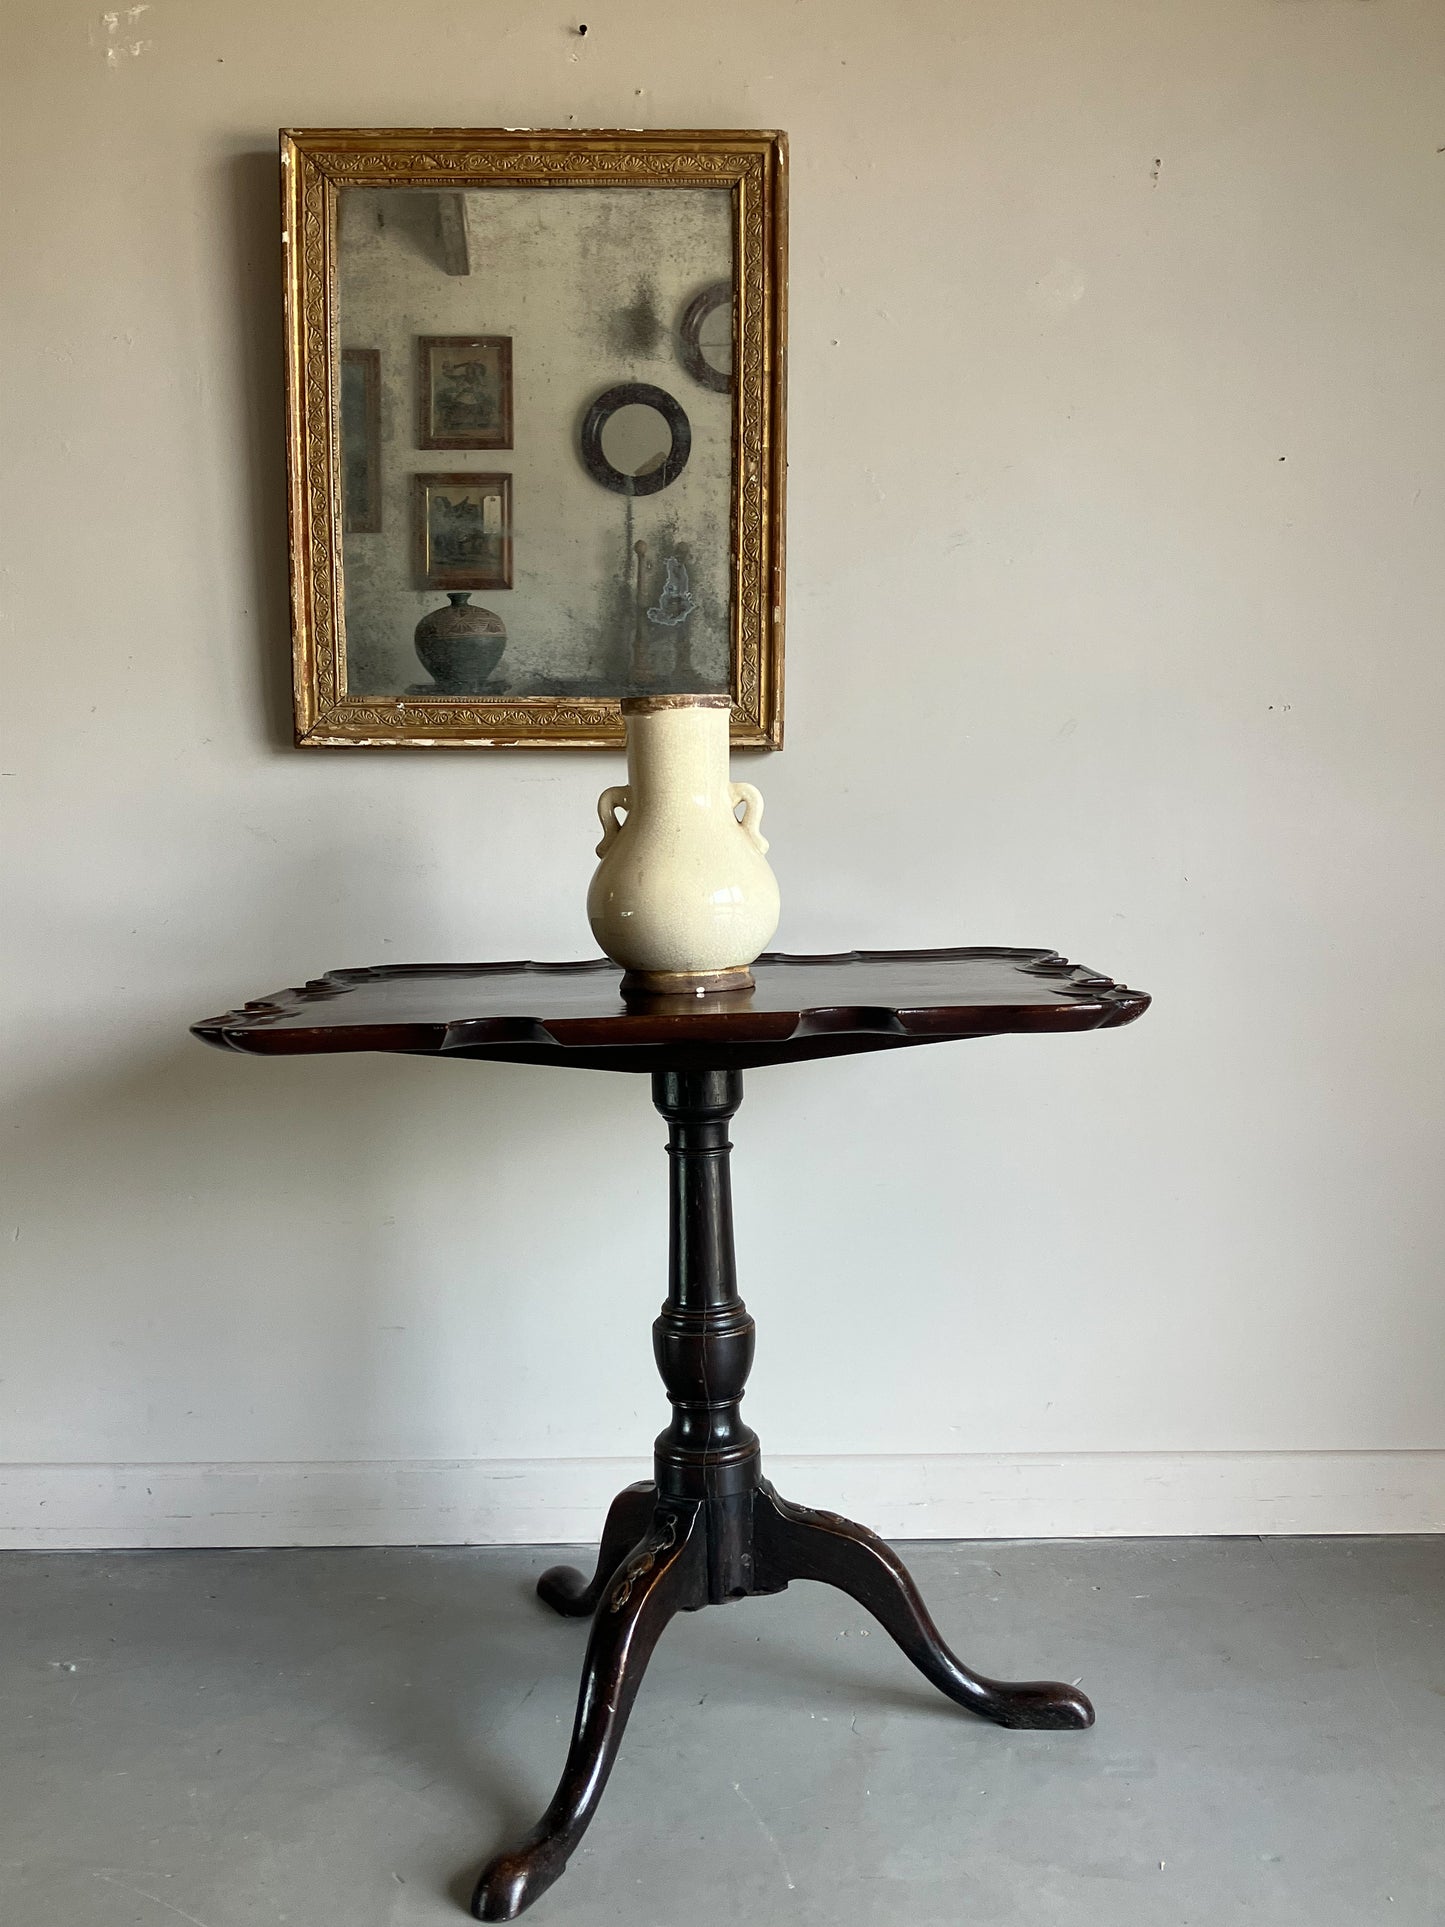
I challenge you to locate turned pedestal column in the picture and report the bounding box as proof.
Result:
[474,1067,1092,1921]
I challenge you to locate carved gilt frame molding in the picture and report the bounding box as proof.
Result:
[280,127,787,749]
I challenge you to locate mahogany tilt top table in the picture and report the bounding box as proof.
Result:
[194,947,1149,1921]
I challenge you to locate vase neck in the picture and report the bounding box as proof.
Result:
[625,704,731,799]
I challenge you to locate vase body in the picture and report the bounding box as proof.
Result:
[414,592,506,692]
[587,695,780,994]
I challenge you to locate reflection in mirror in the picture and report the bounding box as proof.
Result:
[678,282,732,394]
[698,312,731,379]
[336,186,733,702]
[580,382,692,497]
[601,403,673,478]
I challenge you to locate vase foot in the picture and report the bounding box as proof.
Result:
[619,965,754,1001]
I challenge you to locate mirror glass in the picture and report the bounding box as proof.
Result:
[599,403,674,479]
[336,185,734,700]
[697,305,732,380]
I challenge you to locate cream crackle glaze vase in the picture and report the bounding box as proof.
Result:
[588,694,780,998]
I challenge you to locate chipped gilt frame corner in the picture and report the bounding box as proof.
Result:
[280,127,787,750]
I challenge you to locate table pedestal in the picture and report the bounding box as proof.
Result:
[471,1068,1092,1921]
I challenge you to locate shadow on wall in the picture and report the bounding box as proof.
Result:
[222,144,296,754]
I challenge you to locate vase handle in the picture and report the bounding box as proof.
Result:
[595,786,631,857]
[731,783,769,855]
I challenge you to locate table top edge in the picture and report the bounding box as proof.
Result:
[191,947,1150,1059]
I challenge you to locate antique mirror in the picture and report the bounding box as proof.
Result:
[281,129,787,748]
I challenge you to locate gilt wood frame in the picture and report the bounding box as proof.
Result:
[281,127,788,750]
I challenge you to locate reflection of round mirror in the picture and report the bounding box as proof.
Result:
[678,281,732,394]
[599,402,673,478]
[580,382,691,495]
[697,311,731,379]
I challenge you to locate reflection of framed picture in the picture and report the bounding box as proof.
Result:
[417,335,513,449]
[413,472,513,590]
[340,348,381,531]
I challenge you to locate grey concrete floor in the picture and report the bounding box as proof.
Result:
[1,1538,1442,1926]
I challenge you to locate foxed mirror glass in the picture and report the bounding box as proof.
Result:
[282,130,787,748]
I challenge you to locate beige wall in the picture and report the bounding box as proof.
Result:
[3,0,1443,1544]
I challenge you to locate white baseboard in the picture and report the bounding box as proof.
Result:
[1,1451,1441,1549]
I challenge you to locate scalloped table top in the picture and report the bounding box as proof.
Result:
[192,948,1149,1074]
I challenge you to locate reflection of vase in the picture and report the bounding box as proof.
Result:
[587,694,780,997]
[413,592,506,691]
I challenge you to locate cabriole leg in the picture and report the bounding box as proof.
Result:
[536,1480,658,1618]
[753,1484,1094,1730]
[471,1505,704,1921]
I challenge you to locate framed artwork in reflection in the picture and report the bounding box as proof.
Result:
[413,472,513,591]
[340,347,381,533]
[418,335,513,449]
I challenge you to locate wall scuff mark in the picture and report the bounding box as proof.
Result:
[98,4,152,65]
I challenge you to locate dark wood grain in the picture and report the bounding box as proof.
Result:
[192,946,1149,1073]
[751,1484,1093,1730]
[473,1501,705,1922]
[535,1481,657,1619]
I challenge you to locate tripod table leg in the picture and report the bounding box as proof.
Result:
[536,1481,658,1618]
[754,1484,1094,1731]
[471,1505,703,1921]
